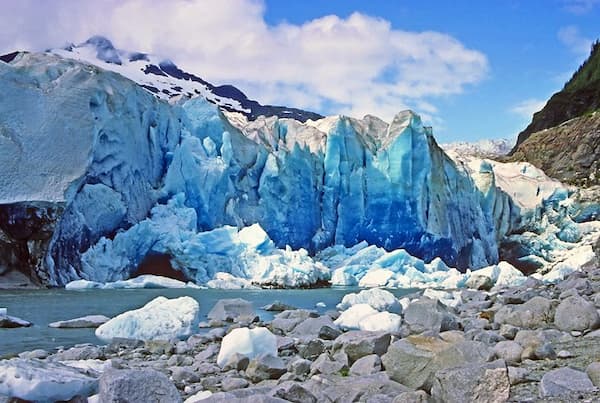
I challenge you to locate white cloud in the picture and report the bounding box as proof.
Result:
[0,0,488,122]
[562,0,600,14]
[510,98,546,119]
[558,25,593,55]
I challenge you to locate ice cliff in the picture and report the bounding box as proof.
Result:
[0,51,548,287]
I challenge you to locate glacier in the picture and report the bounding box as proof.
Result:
[2,50,599,288]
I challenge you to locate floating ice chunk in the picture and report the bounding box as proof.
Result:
[49,315,109,328]
[216,327,277,367]
[358,269,395,288]
[95,296,199,342]
[206,273,258,289]
[65,275,201,290]
[358,311,402,333]
[334,304,379,330]
[0,358,97,402]
[336,288,402,313]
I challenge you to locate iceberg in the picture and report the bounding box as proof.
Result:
[95,296,200,342]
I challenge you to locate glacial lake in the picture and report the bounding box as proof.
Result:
[0,287,416,357]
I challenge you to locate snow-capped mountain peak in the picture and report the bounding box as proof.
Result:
[49,36,323,122]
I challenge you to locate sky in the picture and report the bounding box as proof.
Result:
[1,0,599,143]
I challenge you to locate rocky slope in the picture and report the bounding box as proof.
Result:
[509,41,600,187]
[3,263,600,402]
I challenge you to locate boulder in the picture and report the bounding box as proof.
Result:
[261,301,296,312]
[492,341,523,365]
[318,325,341,340]
[465,274,493,291]
[0,358,97,402]
[245,354,287,382]
[207,298,255,323]
[403,298,459,334]
[290,315,337,341]
[304,373,409,402]
[298,339,325,360]
[350,354,382,376]
[586,362,600,387]
[99,369,181,402]
[95,296,199,342]
[310,353,348,375]
[382,336,491,391]
[49,315,110,328]
[271,382,317,403]
[221,377,249,392]
[494,296,554,329]
[430,360,510,403]
[554,295,600,332]
[270,309,316,334]
[217,327,277,368]
[332,330,391,364]
[539,367,595,398]
[53,345,105,361]
[287,358,312,377]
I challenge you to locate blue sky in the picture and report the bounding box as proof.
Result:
[262,0,600,142]
[1,0,599,143]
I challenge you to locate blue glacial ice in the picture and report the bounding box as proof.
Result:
[4,51,598,289]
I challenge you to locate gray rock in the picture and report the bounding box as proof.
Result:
[304,373,409,402]
[557,349,574,358]
[494,296,554,328]
[392,390,430,403]
[534,342,556,360]
[465,274,493,291]
[430,360,510,403]
[221,376,249,392]
[48,315,109,328]
[171,366,200,384]
[493,341,523,365]
[246,354,287,382]
[318,325,341,340]
[508,366,533,385]
[382,336,491,391]
[99,368,181,403]
[270,309,315,334]
[287,358,312,377]
[404,297,459,334]
[221,352,250,371]
[350,354,382,376]
[554,295,600,331]
[144,339,174,355]
[271,382,317,403]
[195,362,220,376]
[276,336,295,351]
[586,362,600,387]
[332,330,391,364]
[207,298,255,323]
[207,327,226,341]
[107,337,144,353]
[195,343,219,361]
[310,353,348,375]
[53,344,104,361]
[0,315,32,328]
[298,339,325,360]
[290,315,337,341]
[539,367,596,397]
[467,329,505,345]
[498,324,519,340]
[262,301,297,312]
[499,288,538,304]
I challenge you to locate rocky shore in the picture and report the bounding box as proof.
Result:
[3,266,600,402]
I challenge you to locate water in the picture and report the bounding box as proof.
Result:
[0,287,416,357]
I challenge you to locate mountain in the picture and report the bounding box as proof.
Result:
[509,41,600,187]
[441,138,513,159]
[48,36,323,122]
